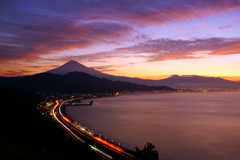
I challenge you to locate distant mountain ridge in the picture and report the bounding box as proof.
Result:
[46,60,156,85]
[158,75,240,88]
[45,61,240,88]
[1,61,239,89]
[0,72,175,93]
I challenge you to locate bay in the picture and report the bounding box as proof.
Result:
[65,91,240,160]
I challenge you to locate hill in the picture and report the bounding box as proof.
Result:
[0,86,103,160]
[45,61,240,88]
[46,60,157,85]
[1,61,239,89]
[1,72,175,93]
[158,75,240,88]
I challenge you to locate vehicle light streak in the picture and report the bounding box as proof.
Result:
[58,100,66,118]
[94,137,124,152]
[62,116,71,122]
[53,100,137,159]
[52,101,85,142]
[89,145,113,159]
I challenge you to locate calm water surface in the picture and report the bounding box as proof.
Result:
[65,91,240,160]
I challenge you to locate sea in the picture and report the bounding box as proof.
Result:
[65,91,240,160]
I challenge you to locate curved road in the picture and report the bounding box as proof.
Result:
[51,99,138,160]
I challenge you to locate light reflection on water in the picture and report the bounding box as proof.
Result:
[65,91,240,160]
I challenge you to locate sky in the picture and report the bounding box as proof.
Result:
[0,0,240,81]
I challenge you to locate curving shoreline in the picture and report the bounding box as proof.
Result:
[57,99,138,160]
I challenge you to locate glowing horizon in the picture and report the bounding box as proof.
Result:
[0,0,240,81]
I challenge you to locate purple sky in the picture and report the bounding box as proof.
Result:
[0,0,240,80]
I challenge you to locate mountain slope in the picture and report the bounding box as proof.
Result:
[158,75,240,88]
[46,61,161,86]
[2,61,238,89]
[47,60,107,77]
[2,72,175,93]
[45,61,240,88]
[0,86,103,160]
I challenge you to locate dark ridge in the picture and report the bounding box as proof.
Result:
[1,72,176,93]
[0,86,104,160]
[158,75,240,88]
[0,76,21,85]
[2,61,239,88]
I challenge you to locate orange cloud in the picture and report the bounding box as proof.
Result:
[1,0,240,63]
[3,70,32,76]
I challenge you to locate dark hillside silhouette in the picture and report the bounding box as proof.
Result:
[1,72,176,93]
[0,87,103,160]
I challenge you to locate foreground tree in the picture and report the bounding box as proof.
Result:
[135,142,159,160]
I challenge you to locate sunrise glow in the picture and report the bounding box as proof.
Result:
[1,0,240,81]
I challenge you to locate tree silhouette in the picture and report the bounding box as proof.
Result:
[135,142,159,160]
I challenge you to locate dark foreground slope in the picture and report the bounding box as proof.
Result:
[0,87,103,160]
[2,72,176,93]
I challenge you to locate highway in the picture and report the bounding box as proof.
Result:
[51,99,138,160]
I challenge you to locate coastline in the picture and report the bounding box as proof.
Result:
[64,91,240,160]
[58,98,138,159]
